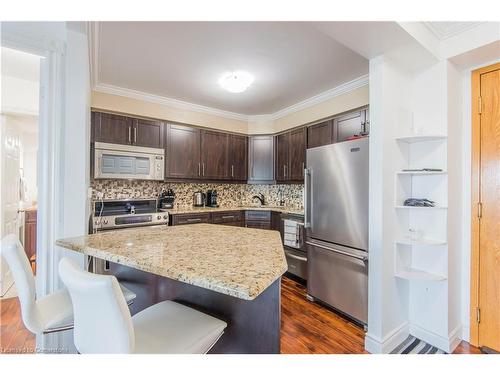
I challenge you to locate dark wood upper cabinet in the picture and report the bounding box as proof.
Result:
[132,118,164,148]
[275,133,289,182]
[200,130,230,180]
[288,127,306,181]
[248,136,275,183]
[166,124,201,179]
[229,134,247,181]
[275,128,306,182]
[92,112,132,145]
[307,120,333,149]
[92,111,165,148]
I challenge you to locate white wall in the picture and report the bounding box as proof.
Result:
[365,55,412,353]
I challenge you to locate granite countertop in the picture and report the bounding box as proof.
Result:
[164,205,304,216]
[56,224,287,300]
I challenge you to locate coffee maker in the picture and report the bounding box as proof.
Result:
[159,189,175,209]
[206,189,219,207]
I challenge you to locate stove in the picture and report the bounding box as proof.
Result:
[92,198,169,231]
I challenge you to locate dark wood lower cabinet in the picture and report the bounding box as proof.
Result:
[170,210,283,231]
[245,210,271,230]
[108,261,281,353]
[171,212,211,226]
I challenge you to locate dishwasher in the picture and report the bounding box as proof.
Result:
[280,214,307,281]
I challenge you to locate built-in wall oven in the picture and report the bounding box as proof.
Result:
[280,214,307,281]
[94,142,165,181]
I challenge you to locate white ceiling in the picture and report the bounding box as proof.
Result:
[95,22,368,116]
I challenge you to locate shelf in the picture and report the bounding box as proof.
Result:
[396,238,447,246]
[395,135,447,143]
[395,205,448,210]
[395,268,447,281]
[397,171,447,176]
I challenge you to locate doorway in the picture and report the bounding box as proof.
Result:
[0,47,41,298]
[470,61,500,353]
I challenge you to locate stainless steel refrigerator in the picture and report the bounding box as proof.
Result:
[305,137,369,325]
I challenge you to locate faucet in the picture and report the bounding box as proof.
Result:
[252,193,265,206]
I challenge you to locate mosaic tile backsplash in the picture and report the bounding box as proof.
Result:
[91,180,304,208]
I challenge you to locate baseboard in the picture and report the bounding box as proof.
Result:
[365,322,409,354]
[410,324,463,353]
[448,325,463,353]
[461,323,470,342]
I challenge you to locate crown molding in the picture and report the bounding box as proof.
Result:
[256,74,369,122]
[423,22,483,41]
[93,82,251,122]
[89,21,369,123]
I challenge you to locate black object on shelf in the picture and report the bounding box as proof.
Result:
[403,198,436,207]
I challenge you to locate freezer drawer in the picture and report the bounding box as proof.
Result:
[284,248,307,280]
[307,240,368,324]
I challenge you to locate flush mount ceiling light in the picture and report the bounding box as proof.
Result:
[218,71,254,93]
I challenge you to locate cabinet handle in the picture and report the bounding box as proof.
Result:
[198,163,201,176]
[186,218,202,223]
[302,162,305,177]
[283,165,286,178]
[231,165,234,178]
[128,127,132,143]
[202,163,205,176]
[222,215,235,219]
[134,127,137,143]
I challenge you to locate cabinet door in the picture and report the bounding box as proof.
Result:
[200,130,229,180]
[248,136,275,183]
[92,112,132,145]
[334,110,364,142]
[166,124,201,179]
[275,133,289,182]
[288,128,306,181]
[132,118,164,148]
[171,213,211,225]
[229,134,248,180]
[307,120,333,148]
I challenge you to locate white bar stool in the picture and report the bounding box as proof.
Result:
[0,234,136,335]
[59,257,227,354]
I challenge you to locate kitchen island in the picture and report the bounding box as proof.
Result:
[56,224,287,353]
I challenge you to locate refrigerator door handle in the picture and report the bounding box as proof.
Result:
[304,168,312,228]
[306,241,368,261]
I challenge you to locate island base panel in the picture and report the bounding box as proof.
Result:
[108,261,281,354]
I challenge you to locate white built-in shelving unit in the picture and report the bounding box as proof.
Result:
[394,134,448,282]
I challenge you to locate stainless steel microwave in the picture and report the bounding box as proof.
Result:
[94,142,165,181]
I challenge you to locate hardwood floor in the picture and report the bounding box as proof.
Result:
[0,277,483,354]
[0,298,35,354]
[280,276,482,354]
[281,276,366,353]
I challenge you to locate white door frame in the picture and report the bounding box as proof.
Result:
[2,28,66,352]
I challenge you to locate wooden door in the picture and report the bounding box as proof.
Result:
[307,120,333,149]
[248,136,275,183]
[229,134,247,181]
[92,112,132,145]
[471,63,500,352]
[200,130,229,180]
[132,118,164,148]
[166,124,201,179]
[276,132,289,182]
[288,128,306,181]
